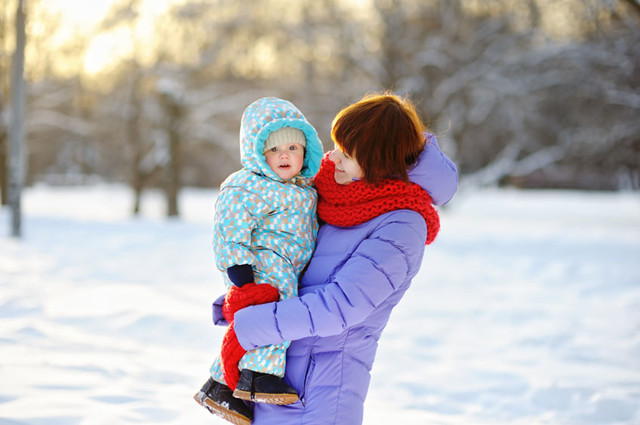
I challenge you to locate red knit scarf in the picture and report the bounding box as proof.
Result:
[314,154,440,245]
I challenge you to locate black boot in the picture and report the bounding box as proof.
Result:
[233,369,299,405]
[194,377,253,425]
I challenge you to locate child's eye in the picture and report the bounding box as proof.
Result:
[270,147,278,152]
[289,145,297,151]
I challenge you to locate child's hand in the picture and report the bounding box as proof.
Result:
[220,322,246,390]
[220,283,280,389]
[222,282,280,322]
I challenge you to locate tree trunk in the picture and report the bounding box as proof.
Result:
[165,104,181,218]
[8,0,25,237]
[0,0,8,205]
[132,175,143,215]
[0,131,7,206]
[157,85,183,218]
[125,70,143,216]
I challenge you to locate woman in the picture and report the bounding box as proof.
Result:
[220,93,457,424]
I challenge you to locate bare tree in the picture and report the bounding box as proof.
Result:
[121,63,153,215]
[155,73,186,217]
[8,0,25,237]
[0,0,12,205]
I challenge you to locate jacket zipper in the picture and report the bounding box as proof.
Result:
[300,341,316,406]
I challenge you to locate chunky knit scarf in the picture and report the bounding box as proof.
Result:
[314,154,440,245]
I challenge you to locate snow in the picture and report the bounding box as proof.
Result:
[1,185,639,425]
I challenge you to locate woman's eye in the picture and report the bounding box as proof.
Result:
[333,144,347,157]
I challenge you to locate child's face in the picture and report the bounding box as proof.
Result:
[264,143,305,180]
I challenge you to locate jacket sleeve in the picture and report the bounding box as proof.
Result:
[233,211,427,350]
[409,133,458,206]
[213,186,269,271]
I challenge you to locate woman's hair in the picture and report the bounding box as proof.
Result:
[331,92,426,184]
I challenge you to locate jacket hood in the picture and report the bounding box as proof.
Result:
[239,97,324,181]
[407,133,458,205]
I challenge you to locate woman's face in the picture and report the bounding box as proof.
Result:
[329,146,364,185]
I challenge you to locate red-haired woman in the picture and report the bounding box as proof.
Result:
[216,93,457,424]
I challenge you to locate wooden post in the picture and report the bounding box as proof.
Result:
[9,0,25,237]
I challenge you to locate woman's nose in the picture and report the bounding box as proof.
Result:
[329,150,340,163]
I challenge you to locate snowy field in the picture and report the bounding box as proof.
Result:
[1,184,639,425]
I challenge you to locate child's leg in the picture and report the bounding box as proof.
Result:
[217,266,298,404]
[238,341,290,378]
[238,268,295,380]
[209,356,227,384]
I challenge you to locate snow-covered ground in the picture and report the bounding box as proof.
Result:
[1,185,639,425]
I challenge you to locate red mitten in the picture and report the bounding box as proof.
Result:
[220,283,280,389]
[222,282,280,323]
[220,322,246,390]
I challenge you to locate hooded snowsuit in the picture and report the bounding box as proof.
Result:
[226,134,458,424]
[209,97,324,383]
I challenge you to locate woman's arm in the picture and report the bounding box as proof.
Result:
[233,211,427,350]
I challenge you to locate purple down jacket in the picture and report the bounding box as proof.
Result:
[230,134,457,424]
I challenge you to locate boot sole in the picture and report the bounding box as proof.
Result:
[233,389,299,405]
[193,393,252,425]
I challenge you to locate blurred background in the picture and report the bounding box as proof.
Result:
[1,0,639,218]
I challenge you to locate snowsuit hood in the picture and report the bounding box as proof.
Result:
[240,97,324,182]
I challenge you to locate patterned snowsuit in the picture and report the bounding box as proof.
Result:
[209,97,324,383]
